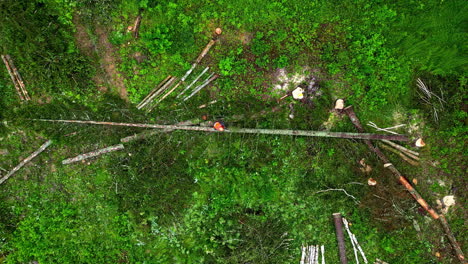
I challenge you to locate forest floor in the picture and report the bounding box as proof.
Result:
[0,1,466,263]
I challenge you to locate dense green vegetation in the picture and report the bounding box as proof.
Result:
[0,0,466,263]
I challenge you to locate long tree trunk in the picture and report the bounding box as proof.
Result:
[32,119,410,141]
[137,75,172,108]
[0,140,52,185]
[343,105,465,263]
[333,213,348,264]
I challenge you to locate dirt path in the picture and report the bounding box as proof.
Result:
[73,15,128,101]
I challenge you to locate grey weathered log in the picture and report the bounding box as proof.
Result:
[0,140,52,185]
[344,105,466,263]
[33,119,410,141]
[1,55,24,101]
[333,213,348,264]
[62,144,124,164]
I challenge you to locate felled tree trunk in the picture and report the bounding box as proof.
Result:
[2,55,24,101]
[5,55,30,100]
[33,119,410,141]
[0,140,52,185]
[333,213,348,264]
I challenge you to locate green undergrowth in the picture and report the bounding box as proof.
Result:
[1,0,466,263]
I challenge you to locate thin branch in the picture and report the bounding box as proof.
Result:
[315,188,359,204]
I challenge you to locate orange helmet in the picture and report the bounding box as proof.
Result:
[213,121,225,131]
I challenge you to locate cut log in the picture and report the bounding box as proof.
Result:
[0,140,52,185]
[343,105,466,263]
[333,213,348,264]
[183,73,219,102]
[62,144,124,165]
[381,139,419,157]
[120,119,201,143]
[176,66,210,98]
[5,55,30,100]
[33,119,410,141]
[196,39,216,64]
[321,245,325,264]
[1,55,24,101]
[137,75,172,109]
[139,76,177,109]
[379,143,420,166]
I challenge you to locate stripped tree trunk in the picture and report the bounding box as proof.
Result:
[120,119,201,143]
[140,76,177,110]
[343,105,466,263]
[62,144,124,164]
[177,67,210,98]
[33,119,410,141]
[2,55,24,101]
[182,74,219,102]
[333,213,348,264]
[379,143,420,166]
[0,140,52,185]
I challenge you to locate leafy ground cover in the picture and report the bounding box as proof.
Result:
[0,0,466,263]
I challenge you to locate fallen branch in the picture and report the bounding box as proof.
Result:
[132,13,142,38]
[367,121,400,135]
[33,119,410,141]
[343,105,465,263]
[379,143,420,166]
[343,218,368,264]
[62,144,124,164]
[333,213,348,264]
[0,140,52,185]
[314,188,359,204]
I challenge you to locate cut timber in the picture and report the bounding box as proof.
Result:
[154,37,218,106]
[343,105,466,263]
[137,75,172,109]
[177,66,210,98]
[62,144,124,164]
[379,143,420,166]
[0,140,52,185]
[381,139,419,157]
[144,76,178,110]
[5,55,30,100]
[34,119,410,141]
[1,55,24,101]
[333,213,348,264]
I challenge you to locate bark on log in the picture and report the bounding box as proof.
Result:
[343,105,466,263]
[62,144,124,164]
[33,119,410,141]
[5,55,30,100]
[0,140,52,185]
[1,55,24,101]
[379,143,420,166]
[137,75,172,108]
[333,213,348,264]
